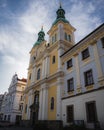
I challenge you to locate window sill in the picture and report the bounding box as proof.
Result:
[68,90,74,95]
[82,56,90,61]
[85,84,94,90]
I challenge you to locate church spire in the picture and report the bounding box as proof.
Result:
[52,2,69,26]
[34,27,45,46]
[56,2,65,19]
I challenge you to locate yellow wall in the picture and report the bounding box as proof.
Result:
[49,49,58,75]
[48,85,57,120]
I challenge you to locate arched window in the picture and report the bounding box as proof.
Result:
[50,97,54,110]
[52,56,55,64]
[37,68,40,80]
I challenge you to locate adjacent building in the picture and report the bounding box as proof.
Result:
[1,74,27,124]
[61,24,104,129]
[0,94,4,120]
[22,4,104,129]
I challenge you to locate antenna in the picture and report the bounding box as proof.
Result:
[41,25,43,30]
[59,0,62,8]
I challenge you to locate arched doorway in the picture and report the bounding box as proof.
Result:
[30,91,39,126]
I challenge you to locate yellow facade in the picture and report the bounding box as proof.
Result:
[23,4,76,122]
[49,49,58,75]
[48,85,57,120]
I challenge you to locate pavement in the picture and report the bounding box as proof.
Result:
[0,126,33,130]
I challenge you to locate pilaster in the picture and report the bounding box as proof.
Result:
[74,53,82,93]
[92,42,104,87]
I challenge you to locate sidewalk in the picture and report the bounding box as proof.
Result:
[0,126,33,130]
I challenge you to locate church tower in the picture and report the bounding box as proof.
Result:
[22,3,76,124]
[48,4,76,49]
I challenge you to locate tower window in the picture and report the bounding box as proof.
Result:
[50,97,54,110]
[52,36,54,43]
[84,69,94,86]
[101,37,104,48]
[37,68,40,80]
[52,34,57,44]
[65,33,71,42]
[52,56,55,64]
[68,35,71,42]
[65,33,67,40]
[67,59,72,69]
[67,78,74,92]
[55,34,57,42]
[82,48,90,60]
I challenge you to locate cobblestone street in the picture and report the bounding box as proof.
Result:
[0,126,33,130]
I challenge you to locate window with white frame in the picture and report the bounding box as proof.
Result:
[67,78,74,92]
[84,69,94,86]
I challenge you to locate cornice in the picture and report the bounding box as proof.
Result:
[61,31,104,62]
[61,24,104,59]
[24,71,64,93]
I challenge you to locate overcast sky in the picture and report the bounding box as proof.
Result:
[0,0,104,94]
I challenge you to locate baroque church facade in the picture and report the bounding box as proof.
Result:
[22,5,104,129]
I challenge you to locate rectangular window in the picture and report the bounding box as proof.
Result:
[68,35,71,42]
[82,48,90,60]
[67,78,74,92]
[52,36,54,43]
[101,37,104,48]
[55,34,57,42]
[67,59,72,69]
[67,105,74,123]
[86,101,97,123]
[65,32,67,40]
[84,69,94,86]
[52,56,55,64]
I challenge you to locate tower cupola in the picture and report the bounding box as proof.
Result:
[52,4,69,26]
[56,4,65,19]
[34,26,45,46]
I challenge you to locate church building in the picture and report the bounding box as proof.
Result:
[22,4,104,129]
